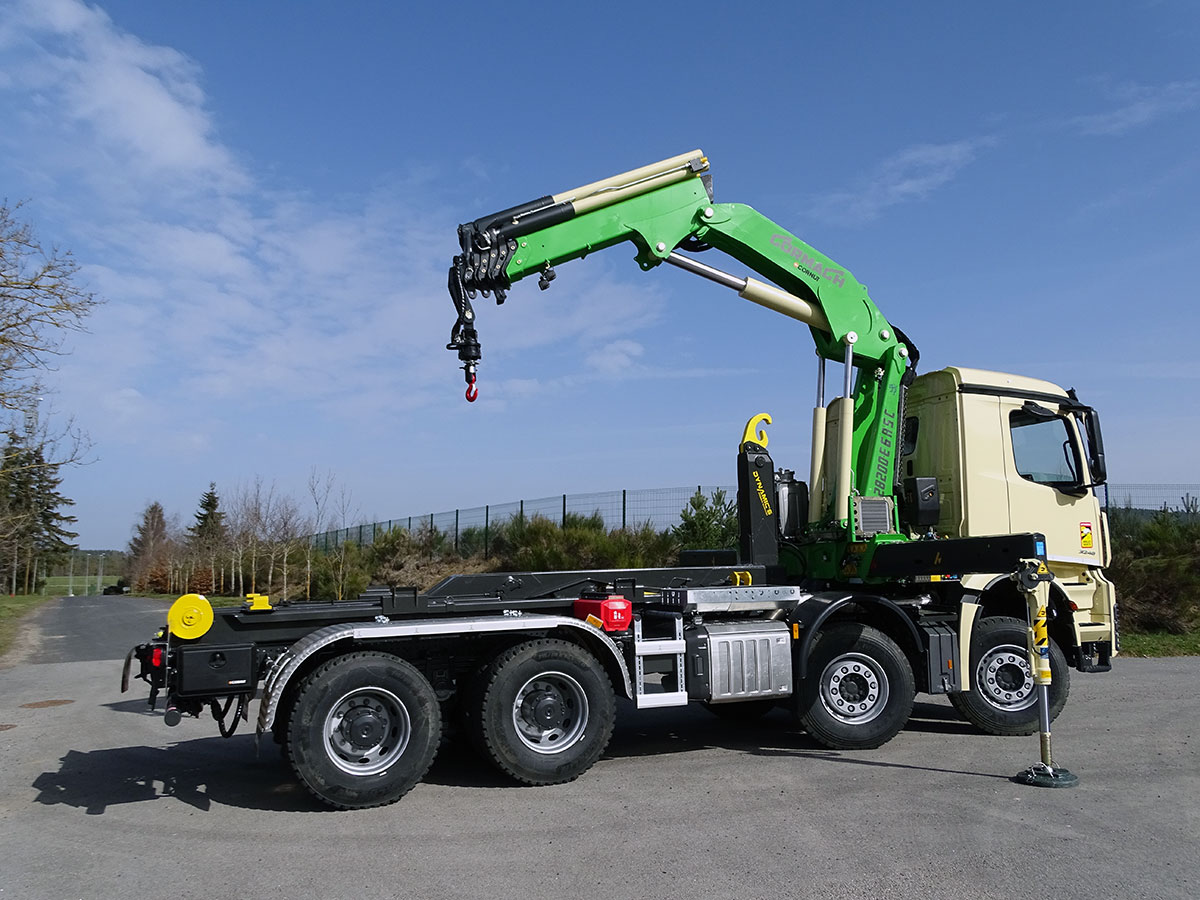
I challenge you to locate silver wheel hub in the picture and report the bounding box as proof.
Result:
[512,671,588,754]
[977,645,1035,711]
[324,687,411,775]
[818,652,889,725]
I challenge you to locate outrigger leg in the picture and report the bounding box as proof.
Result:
[1012,560,1079,788]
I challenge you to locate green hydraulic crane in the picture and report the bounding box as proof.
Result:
[445,150,920,580]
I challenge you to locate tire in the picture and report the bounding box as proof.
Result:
[470,638,616,786]
[950,616,1069,736]
[704,699,777,721]
[286,651,441,809]
[793,623,915,750]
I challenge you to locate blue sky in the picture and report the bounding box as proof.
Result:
[1,0,1197,549]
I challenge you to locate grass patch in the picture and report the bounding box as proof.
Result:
[0,594,54,658]
[1118,629,1200,658]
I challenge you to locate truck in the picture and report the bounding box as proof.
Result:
[123,150,1116,808]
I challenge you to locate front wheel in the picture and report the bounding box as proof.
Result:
[793,623,915,750]
[287,652,441,809]
[949,616,1069,736]
[470,639,615,785]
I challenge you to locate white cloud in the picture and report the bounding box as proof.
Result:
[1072,81,1200,136]
[586,339,645,375]
[811,139,991,225]
[8,0,246,191]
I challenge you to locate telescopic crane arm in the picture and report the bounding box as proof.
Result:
[448,151,916,380]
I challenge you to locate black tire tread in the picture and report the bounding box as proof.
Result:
[951,616,1070,736]
[796,623,915,751]
[286,651,441,810]
[474,638,615,786]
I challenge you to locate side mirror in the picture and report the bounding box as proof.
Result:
[1082,408,1107,485]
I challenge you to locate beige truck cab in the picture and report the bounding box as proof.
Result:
[900,366,1117,733]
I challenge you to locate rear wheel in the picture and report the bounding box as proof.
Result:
[950,616,1069,736]
[794,623,915,750]
[470,639,615,785]
[287,652,441,809]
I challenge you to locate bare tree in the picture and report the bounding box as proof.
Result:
[327,483,362,603]
[229,477,276,594]
[225,486,254,598]
[269,494,310,603]
[0,202,100,412]
[306,468,334,600]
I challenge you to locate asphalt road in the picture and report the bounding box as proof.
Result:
[1,595,1197,900]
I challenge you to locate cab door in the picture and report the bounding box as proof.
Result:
[1000,401,1102,568]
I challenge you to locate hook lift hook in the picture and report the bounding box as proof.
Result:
[465,369,478,403]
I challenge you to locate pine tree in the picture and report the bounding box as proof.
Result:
[0,431,78,593]
[188,482,226,594]
[672,488,740,551]
[128,501,169,591]
[189,482,225,543]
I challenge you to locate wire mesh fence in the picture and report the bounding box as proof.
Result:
[312,484,738,554]
[1102,484,1199,513]
[311,482,1200,554]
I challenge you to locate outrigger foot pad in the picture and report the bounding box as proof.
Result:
[1012,763,1079,788]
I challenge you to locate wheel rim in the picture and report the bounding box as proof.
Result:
[324,687,412,776]
[818,652,890,725]
[511,671,589,754]
[976,644,1036,711]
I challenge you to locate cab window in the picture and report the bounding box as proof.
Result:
[1009,410,1080,488]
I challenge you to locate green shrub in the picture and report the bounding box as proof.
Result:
[1107,497,1200,634]
[673,488,739,550]
[488,512,676,571]
[310,539,371,602]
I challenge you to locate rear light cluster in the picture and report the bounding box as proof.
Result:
[150,647,164,667]
[573,595,632,632]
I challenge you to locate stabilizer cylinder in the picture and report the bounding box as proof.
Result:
[1011,572,1079,788]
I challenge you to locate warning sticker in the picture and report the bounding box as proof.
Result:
[1080,522,1094,549]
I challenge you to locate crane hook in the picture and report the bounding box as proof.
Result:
[465,372,478,403]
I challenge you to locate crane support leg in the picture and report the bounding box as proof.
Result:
[1012,563,1079,788]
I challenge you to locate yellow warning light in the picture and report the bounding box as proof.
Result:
[167,593,214,640]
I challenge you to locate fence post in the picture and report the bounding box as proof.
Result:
[519,499,524,520]
[562,494,567,525]
[485,505,490,559]
[622,489,627,530]
[455,509,460,555]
